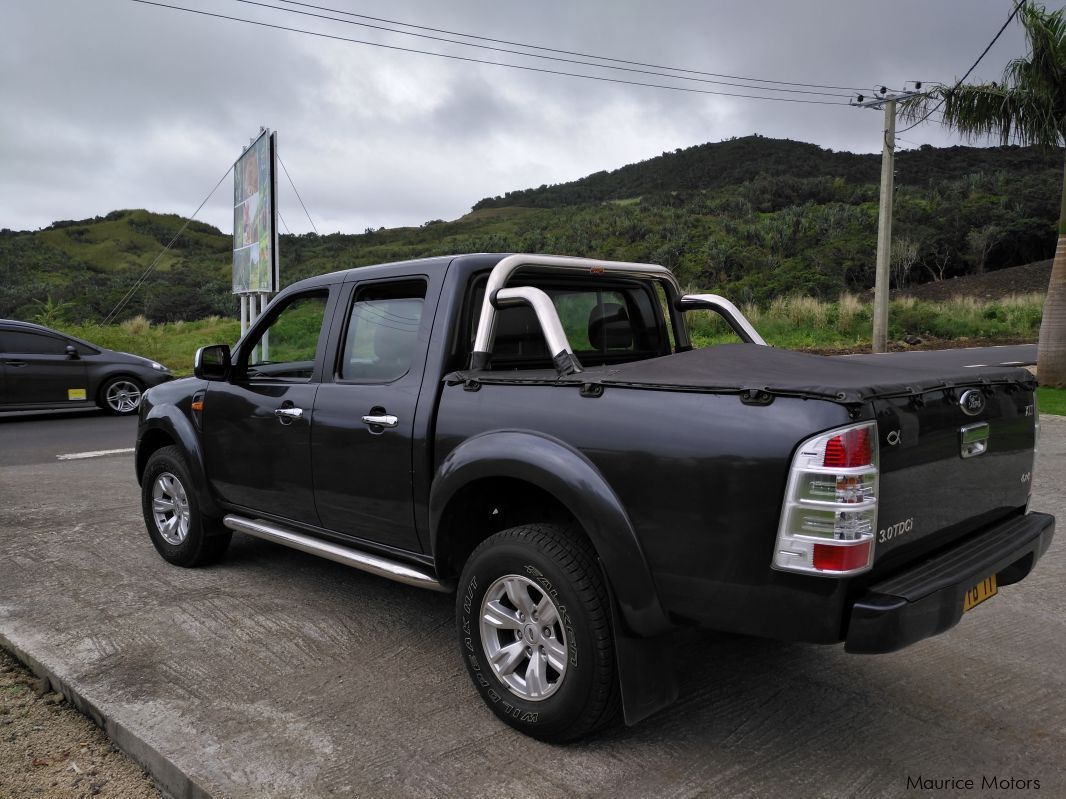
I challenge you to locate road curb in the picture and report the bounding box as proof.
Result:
[0,632,215,799]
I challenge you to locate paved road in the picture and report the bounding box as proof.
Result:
[840,343,1037,369]
[0,360,1062,798]
[0,410,136,467]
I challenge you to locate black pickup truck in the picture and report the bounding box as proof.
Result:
[135,253,1054,741]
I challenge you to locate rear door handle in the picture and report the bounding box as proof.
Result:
[3,360,27,367]
[274,407,304,425]
[362,414,398,429]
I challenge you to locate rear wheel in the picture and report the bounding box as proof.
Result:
[100,376,144,415]
[457,523,619,742]
[141,446,231,567]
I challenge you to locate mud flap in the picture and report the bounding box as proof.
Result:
[606,582,678,725]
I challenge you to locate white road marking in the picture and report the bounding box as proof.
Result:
[962,364,988,368]
[1000,361,1024,365]
[57,448,135,461]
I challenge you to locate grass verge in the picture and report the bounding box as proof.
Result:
[1037,386,1066,416]
[62,315,240,376]
[687,292,1044,350]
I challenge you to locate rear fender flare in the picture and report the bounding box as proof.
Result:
[430,430,670,637]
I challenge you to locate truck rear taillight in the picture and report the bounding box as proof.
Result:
[773,421,879,577]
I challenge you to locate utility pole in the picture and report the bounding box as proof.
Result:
[873,98,896,353]
[854,88,922,353]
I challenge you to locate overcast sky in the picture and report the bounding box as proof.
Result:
[1,0,1032,235]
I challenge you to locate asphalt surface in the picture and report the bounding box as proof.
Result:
[0,409,136,466]
[0,347,1061,799]
[839,343,1037,369]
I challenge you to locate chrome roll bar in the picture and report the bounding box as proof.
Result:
[468,253,765,375]
[469,254,682,374]
[492,286,584,375]
[676,294,767,346]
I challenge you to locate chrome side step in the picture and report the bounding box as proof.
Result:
[222,515,451,593]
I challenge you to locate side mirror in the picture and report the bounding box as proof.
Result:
[65,344,79,360]
[194,344,231,381]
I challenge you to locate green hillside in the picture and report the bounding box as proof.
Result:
[1,136,1060,324]
[472,136,1062,209]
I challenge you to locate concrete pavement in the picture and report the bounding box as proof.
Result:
[0,416,1064,797]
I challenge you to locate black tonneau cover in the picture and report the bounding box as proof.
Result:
[452,343,1036,407]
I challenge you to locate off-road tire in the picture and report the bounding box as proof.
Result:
[457,523,619,742]
[141,446,231,567]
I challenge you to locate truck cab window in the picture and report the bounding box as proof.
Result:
[340,281,426,382]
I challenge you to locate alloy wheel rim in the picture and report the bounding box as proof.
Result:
[152,472,190,545]
[106,380,141,413]
[479,574,568,701]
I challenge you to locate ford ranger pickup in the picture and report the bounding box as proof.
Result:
[135,253,1055,741]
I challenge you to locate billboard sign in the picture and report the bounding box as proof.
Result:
[232,130,278,294]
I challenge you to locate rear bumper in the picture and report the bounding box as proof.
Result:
[845,511,1055,654]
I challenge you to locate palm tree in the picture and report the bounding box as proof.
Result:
[901,2,1066,386]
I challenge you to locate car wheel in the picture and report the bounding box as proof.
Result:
[100,376,144,415]
[457,523,619,742]
[141,445,231,567]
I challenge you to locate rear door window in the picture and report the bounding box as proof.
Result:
[338,281,427,383]
[4,331,69,355]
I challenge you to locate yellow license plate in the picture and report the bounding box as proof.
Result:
[963,575,997,612]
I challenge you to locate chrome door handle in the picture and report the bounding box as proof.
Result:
[362,414,398,429]
[274,407,304,423]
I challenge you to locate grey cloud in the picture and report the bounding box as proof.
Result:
[0,0,1031,234]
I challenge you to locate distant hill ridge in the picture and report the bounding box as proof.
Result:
[473,135,1062,210]
[1,136,1061,323]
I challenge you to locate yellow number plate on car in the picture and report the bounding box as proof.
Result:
[963,575,997,612]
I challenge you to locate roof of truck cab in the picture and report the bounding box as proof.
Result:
[281,253,510,292]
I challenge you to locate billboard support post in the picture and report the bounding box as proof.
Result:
[260,292,270,361]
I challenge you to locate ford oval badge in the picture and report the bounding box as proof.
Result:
[959,389,986,417]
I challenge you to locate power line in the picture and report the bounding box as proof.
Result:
[277,152,319,234]
[102,164,232,325]
[897,0,1025,134]
[129,0,851,106]
[234,0,853,98]
[277,0,870,93]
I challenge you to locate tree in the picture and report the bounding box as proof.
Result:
[891,236,920,289]
[920,244,954,282]
[901,2,1066,386]
[966,223,1002,274]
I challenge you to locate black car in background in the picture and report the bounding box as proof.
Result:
[0,320,172,415]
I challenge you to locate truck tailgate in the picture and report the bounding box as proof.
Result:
[870,384,1037,572]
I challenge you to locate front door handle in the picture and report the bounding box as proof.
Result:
[3,360,28,368]
[274,407,304,425]
[362,414,398,429]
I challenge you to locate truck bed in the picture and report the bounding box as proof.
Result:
[452,342,1036,407]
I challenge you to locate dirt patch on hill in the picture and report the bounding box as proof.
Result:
[899,260,1052,302]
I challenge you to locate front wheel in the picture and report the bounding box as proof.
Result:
[99,376,144,415]
[457,523,619,742]
[141,446,231,567]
